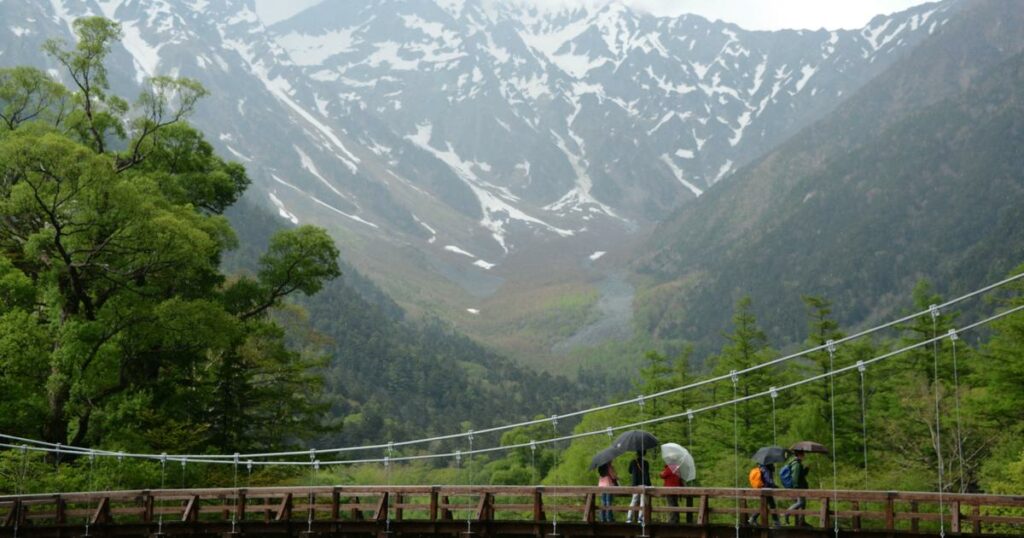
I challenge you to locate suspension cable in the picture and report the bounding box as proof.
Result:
[827,340,840,537]
[7,273,1018,466]
[949,329,965,493]
[2,304,1022,470]
[731,371,740,538]
[931,306,946,538]
[858,361,869,485]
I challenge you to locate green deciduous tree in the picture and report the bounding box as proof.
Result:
[0,17,340,457]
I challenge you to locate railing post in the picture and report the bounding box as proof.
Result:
[885,492,895,530]
[351,496,363,521]
[3,500,20,528]
[685,495,694,524]
[475,493,492,522]
[395,493,404,521]
[697,495,709,526]
[55,494,66,525]
[819,496,830,529]
[331,488,340,521]
[143,491,154,524]
[183,495,200,523]
[533,488,545,522]
[237,489,247,523]
[758,493,769,526]
[440,495,452,521]
[951,500,961,534]
[642,490,652,525]
[91,497,111,525]
[428,488,438,522]
[910,500,919,533]
[583,493,595,524]
[972,503,981,535]
[275,493,292,522]
[373,492,389,522]
[851,500,861,530]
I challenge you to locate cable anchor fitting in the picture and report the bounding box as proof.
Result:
[637,395,645,410]
[550,415,559,431]
[826,339,837,356]
[930,304,940,321]
[605,426,613,437]
[246,460,253,473]
[309,448,316,461]
[857,360,867,373]
[948,328,959,341]
[730,370,739,386]
[455,450,462,465]
[686,409,694,422]
[530,440,537,452]
[313,459,320,471]
[233,452,240,465]
[770,387,778,400]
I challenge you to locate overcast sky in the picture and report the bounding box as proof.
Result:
[254,0,933,30]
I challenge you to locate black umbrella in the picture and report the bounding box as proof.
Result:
[752,446,788,465]
[589,446,623,471]
[612,430,660,453]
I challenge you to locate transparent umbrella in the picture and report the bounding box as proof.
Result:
[660,443,696,482]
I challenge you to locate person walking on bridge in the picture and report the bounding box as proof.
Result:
[782,450,811,526]
[660,462,685,523]
[626,452,651,524]
[597,462,619,522]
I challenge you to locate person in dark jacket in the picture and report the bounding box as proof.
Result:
[626,453,651,524]
[748,463,781,527]
[784,451,811,526]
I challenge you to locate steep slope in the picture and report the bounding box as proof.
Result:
[225,199,597,446]
[636,0,1024,353]
[0,0,966,365]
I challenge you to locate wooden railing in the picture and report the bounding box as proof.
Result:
[1,485,1022,536]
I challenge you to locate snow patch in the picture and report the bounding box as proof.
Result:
[589,251,606,261]
[444,245,476,258]
[268,192,299,225]
[659,154,704,197]
[276,28,358,65]
[473,260,496,270]
[407,122,573,251]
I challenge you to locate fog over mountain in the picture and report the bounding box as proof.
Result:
[0,0,963,362]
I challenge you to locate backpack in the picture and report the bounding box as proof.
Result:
[748,466,764,489]
[779,460,798,488]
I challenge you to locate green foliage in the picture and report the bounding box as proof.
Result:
[0,17,341,460]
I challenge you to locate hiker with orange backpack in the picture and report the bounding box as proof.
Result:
[749,446,786,527]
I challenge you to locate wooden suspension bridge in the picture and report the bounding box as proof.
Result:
[2,485,1023,537]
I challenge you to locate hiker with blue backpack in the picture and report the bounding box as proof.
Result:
[780,450,811,526]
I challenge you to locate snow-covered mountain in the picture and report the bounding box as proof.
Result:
[0,0,960,350]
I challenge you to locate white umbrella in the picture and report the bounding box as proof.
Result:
[661,443,696,482]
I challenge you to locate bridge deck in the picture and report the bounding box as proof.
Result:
[2,486,1022,537]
